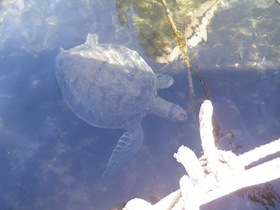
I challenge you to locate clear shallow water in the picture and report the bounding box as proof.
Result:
[0,0,280,209]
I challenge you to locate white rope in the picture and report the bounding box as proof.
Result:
[123,100,280,210]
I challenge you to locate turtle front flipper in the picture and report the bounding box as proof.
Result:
[102,124,144,179]
[155,73,174,89]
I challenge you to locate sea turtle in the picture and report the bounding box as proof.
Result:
[55,33,188,179]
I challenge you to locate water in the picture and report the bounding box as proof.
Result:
[0,0,280,209]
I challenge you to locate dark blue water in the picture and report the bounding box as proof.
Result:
[0,0,280,209]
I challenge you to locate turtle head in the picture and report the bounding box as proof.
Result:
[169,104,188,122]
[151,97,188,122]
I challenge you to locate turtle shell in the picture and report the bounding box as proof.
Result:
[55,35,157,129]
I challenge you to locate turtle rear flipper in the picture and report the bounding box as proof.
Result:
[102,124,144,179]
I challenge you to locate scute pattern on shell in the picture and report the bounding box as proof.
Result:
[55,42,157,129]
